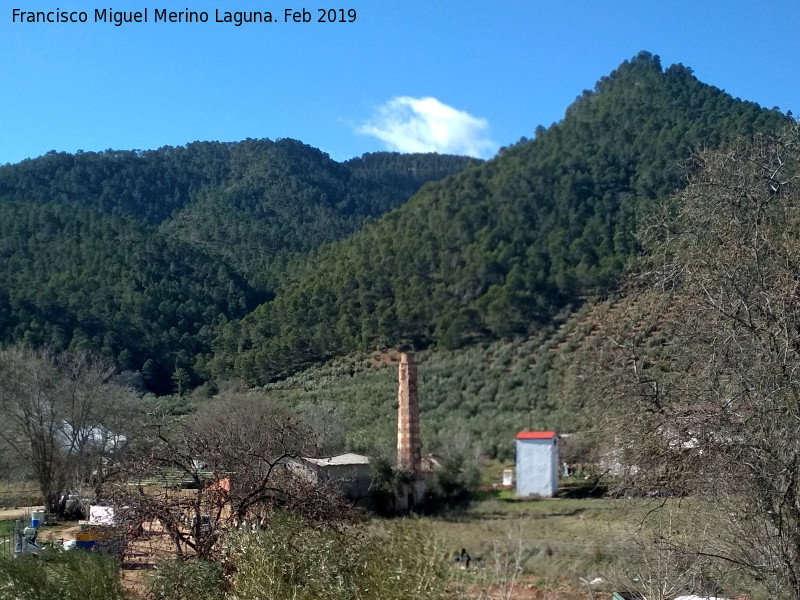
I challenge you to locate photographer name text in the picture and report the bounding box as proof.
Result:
[11,7,357,26]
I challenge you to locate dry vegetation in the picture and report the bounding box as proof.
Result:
[420,493,652,599]
[1,494,658,600]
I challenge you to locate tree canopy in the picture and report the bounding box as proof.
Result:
[0,140,472,391]
[210,52,791,384]
[0,53,792,392]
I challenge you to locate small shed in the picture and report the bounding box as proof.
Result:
[291,453,372,502]
[515,431,558,497]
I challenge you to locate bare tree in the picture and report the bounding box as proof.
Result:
[614,504,718,600]
[602,126,800,598]
[103,391,348,560]
[0,345,139,516]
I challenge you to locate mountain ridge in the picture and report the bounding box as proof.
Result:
[0,141,475,392]
[0,52,793,394]
[208,52,792,385]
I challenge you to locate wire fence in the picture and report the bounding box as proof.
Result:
[0,533,14,557]
[0,489,41,508]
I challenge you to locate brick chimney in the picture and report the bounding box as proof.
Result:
[397,352,421,474]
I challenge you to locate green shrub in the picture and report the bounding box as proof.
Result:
[227,511,448,600]
[0,550,125,600]
[369,456,414,515]
[424,454,480,511]
[148,558,227,600]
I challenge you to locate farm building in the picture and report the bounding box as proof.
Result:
[515,431,559,497]
[291,353,428,513]
[290,453,372,503]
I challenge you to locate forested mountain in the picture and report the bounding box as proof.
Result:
[209,52,791,384]
[161,145,479,289]
[1,52,793,394]
[0,201,257,393]
[0,140,474,392]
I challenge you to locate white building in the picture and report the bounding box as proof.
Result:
[515,431,558,497]
[290,453,372,503]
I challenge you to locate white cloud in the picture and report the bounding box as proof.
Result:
[357,96,496,158]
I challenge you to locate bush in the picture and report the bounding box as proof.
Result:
[147,512,449,600]
[424,454,480,511]
[148,558,227,600]
[226,511,448,600]
[0,550,125,600]
[369,456,414,515]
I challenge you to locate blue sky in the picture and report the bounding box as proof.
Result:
[2,0,798,165]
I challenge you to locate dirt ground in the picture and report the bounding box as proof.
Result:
[459,578,613,599]
[0,506,44,522]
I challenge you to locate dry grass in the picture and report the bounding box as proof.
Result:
[416,492,657,598]
[0,482,40,509]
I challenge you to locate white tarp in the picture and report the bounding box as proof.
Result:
[88,505,115,525]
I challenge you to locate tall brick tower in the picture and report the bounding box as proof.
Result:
[396,352,421,474]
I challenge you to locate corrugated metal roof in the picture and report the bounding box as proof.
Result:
[302,453,370,466]
[515,431,557,440]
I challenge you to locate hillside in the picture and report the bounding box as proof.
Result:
[0,52,793,396]
[161,145,479,289]
[0,141,473,392]
[210,52,791,385]
[256,292,667,460]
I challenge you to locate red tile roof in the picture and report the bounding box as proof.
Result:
[515,431,556,440]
